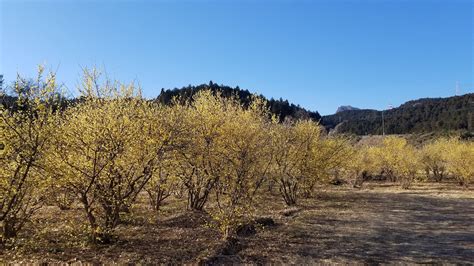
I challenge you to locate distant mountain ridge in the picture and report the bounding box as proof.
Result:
[3,78,472,135]
[158,85,474,135]
[321,93,474,135]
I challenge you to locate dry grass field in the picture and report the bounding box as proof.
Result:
[1,182,473,264]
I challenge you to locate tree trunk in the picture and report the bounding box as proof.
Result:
[187,190,209,211]
[2,218,18,240]
[80,193,104,243]
[147,188,170,211]
[280,179,297,206]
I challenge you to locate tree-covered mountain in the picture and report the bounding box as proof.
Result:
[3,77,473,136]
[1,80,321,122]
[0,94,16,108]
[321,93,474,135]
[155,81,321,122]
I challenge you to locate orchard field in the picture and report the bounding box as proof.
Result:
[1,183,473,264]
[1,69,473,263]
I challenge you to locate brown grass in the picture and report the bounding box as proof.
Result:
[1,182,473,264]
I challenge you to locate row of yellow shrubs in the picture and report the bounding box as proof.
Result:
[1,67,472,243]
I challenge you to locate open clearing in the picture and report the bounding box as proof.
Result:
[1,182,473,264]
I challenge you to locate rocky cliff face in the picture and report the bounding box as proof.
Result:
[336,105,360,113]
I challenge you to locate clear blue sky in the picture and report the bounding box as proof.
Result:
[1,0,472,115]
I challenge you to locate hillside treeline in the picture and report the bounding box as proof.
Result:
[3,74,472,136]
[322,94,474,135]
[1,68,473,245]
[1,80,321,123]
[156,82,321,122]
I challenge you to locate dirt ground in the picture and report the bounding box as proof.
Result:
[1,182,473,264]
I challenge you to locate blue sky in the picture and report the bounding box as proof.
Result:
[1,0,472,115]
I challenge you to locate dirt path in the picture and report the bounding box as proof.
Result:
[236,186,474,264]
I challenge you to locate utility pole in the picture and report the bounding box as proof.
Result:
[381,104,393,136]
[455,81,460,96]
[382,109,385,136]
[469,101,474,133]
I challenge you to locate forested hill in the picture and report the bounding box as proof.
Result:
[321,93,474,135]
[1,81,321,122]
[155,82,321,122]
[0,95,16,107]
[3,79,473,135]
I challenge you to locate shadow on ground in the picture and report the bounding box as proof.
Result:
[238,188,474,264]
